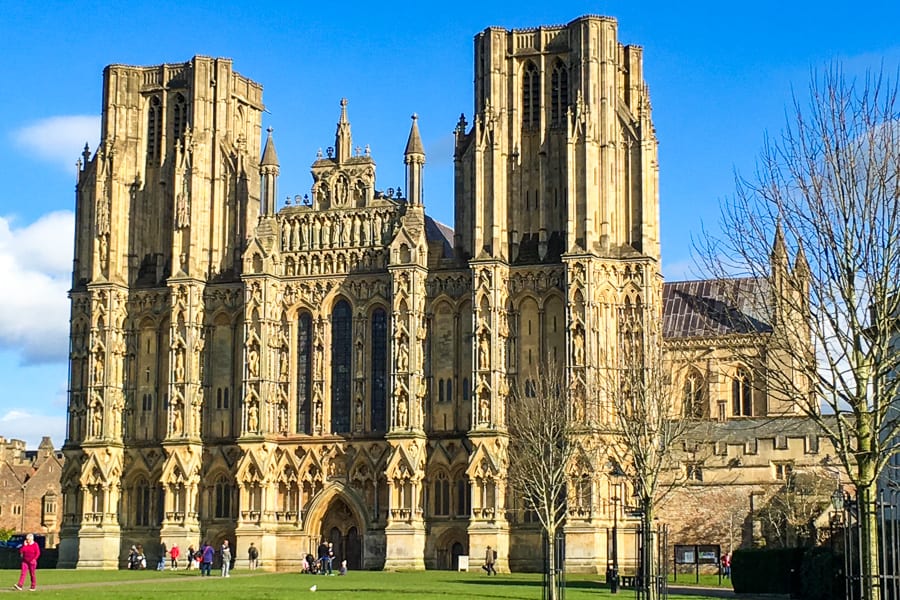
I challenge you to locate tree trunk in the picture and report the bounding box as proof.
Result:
[642,500,657,600]
[548,526,558,600]
[858,479,881,600]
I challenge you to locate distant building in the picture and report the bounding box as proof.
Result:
[0,437,63,546]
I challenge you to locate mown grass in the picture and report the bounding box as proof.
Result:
[0,568,736,599]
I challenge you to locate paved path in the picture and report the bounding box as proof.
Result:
[0,572,265,593]
[668,584,789,599]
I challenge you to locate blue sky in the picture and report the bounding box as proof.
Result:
[1,1,898,449]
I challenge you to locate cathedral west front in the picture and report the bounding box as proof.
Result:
[59,14,830,572]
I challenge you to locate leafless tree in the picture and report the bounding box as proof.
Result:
[507,360,580,600]
[757,469,836,548]
[601,307,692,599]
[697,66,900,600]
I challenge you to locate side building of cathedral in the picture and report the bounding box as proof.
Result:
[59,15,836,571]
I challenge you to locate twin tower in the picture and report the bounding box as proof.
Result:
[60,15,659,572]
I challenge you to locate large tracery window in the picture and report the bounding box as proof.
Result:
[371,307,388,431]
[550,59,569,127]
[522,61,540,130]
[732,368,752,416]
[331,300,352,433]
[296,312,313,433]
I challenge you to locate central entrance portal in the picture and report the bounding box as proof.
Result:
[320,497,362,570]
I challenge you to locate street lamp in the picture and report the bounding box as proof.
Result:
[608,463,625,594]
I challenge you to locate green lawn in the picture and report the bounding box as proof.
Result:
[0,569,731,599]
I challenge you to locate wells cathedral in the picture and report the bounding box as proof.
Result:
[59,14,837,571]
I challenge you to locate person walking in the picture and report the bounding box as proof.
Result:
[483,545,497,575]
[170,543,180,570]
[13,533,41,591]
[220,540,232,577]
[200,541,215,576]
[248,542,259,570]
[185,545,196,570]
[317,539,329,576]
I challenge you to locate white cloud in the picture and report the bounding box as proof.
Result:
[12,115,100,172]
[0,211,73,364]
[0,409,66,450]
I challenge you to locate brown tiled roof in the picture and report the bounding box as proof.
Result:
[663,278,772,339]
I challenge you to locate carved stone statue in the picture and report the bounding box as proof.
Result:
[248,346,259,378]
[397,394,408,428]
[172,402,183,435]
[174,348,185,382]
[248,402,259,432]
[479,397,490,424]
[478,332,490,371]
[573,327,585,365]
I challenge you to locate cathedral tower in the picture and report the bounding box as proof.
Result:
[60,57,264,568]
[454,16,661,571]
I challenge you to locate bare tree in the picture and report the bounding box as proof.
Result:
[601,307,691,599]
[698,66,900,600]
[507,361,579,600]
[757,469,836,548]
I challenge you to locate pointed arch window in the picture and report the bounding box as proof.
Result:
[522,61,540,130]
[455,473,471,517]
[732,368,752,416]
[433,472,451,516]
[331,300,353,433]
[684,369,705,418]
[550,59,569,127]
[371,307,388,431]
[214,475,232,519]
[296,312,313,433]
[134,479,151,527]
[172,93,187,141]
[146,95,162,164]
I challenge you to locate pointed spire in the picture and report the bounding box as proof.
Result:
[404,113,425,157]
[793,241,810,278]
[771,222,788,265]
[404,114,425,207]
[261,127,280,167]
[335,98,352,164]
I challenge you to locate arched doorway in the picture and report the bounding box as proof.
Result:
[451,542,464,571]
[319,497,363,570]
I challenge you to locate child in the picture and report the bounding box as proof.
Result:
[339,559,348,576]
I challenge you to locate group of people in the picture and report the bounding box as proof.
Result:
[301,540,346,576]
[126,540,248,576]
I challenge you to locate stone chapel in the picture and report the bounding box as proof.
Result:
[59,14,833,571]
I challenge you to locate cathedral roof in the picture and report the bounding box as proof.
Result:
[424,215,453,258]
[662,278,772,339]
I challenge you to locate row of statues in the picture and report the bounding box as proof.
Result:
[280,210,395,252]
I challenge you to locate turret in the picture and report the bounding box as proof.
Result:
[260,127,280,216]
[404,114,425,207]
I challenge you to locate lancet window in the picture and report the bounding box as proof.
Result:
[146,95,162,164]
[732,368,752,416]
[550,59,569,126]
[296,312,312,433]
[522,61,540,130]
[371,307,388,431]
[331,300,352,433]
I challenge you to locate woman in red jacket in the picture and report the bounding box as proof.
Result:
[13,533,40,591]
